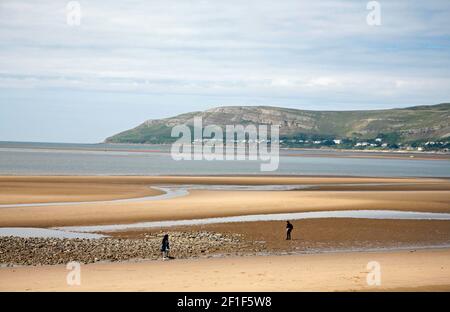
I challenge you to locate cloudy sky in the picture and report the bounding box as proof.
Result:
[0,0,449,143]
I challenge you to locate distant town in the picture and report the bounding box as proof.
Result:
[278,136,450,152]
[191,135,450,152]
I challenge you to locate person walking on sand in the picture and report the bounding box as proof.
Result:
[286,221,294,240]
[161,234,170,260]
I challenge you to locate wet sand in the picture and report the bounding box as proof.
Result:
[0,176,449,227]
[1,175,440,186]
[1,248,449,291]
[109,218,450,253]
[1,176,450,292]
[0,179,163,205]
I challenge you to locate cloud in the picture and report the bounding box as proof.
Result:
[0,0,449,107]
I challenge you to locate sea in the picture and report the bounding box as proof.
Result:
[0,141,449,177]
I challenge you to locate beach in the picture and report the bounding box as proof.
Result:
[1,175,450,291]
[1,248,449,292]
[0,176,449,227]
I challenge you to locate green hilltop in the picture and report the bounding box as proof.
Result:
[105,103,450,149]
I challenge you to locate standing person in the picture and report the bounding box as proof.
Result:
[161,234,170,260]
[286,221,294,240]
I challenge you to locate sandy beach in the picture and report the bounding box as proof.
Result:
[0,178,163,205]
[0,176,449,227]
[1,175,449,292]
[1,248,449,292]
[111,218,450,252]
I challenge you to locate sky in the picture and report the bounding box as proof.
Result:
[0,0,449,143]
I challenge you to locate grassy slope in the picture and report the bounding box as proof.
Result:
[106,103,450,144]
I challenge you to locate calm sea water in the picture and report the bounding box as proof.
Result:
[0,142,449,177]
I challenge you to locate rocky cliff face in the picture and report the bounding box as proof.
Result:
[105,103,450,144]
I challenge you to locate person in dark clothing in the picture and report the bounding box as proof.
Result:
[286,221,294,240]
[161,234,170,260]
